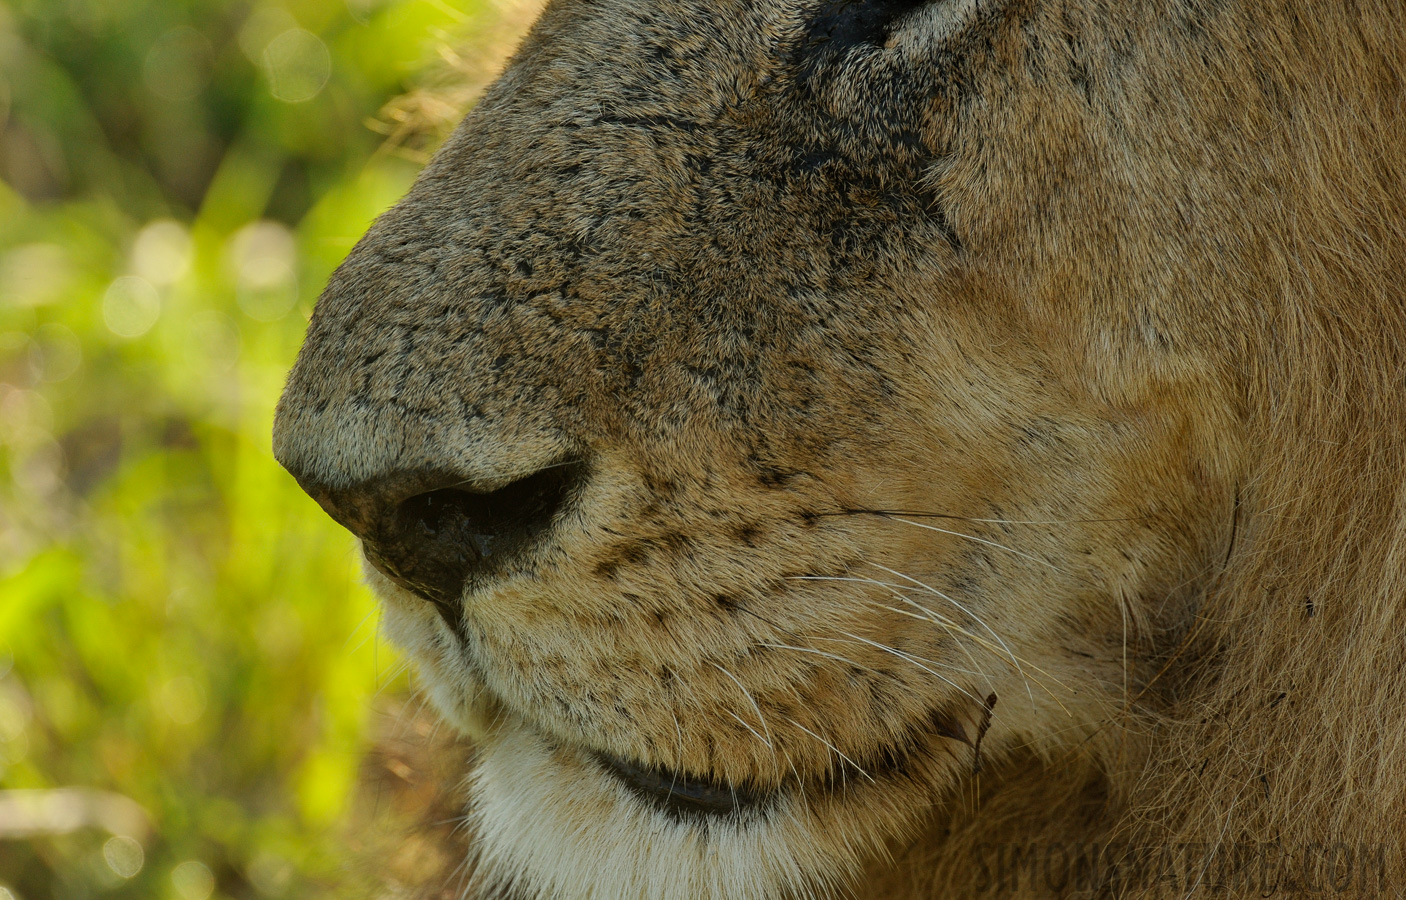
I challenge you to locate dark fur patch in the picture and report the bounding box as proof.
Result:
[802,0,929,53]
[733,524,761,547]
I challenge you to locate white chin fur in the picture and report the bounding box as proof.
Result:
[469,723,890,900]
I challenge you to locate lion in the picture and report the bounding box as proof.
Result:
[272,1,1406,897]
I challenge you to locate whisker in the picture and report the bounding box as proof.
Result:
[865,601,1002,695]
[758,642,886,676]
[763,633,1000,717]
[791,574,1001,682]
[775,741,816,818]
[795,572,1073,708]
[827,631,984,705]
[441,825,482,900]
[723,709,773,750]
[815,634,987,681]
[872,564,1038,708]
[371,659,414,701]
[670,710,686,794]
[887,591,1073,695]
[784,716,875,783]
[791,574,960,625]
[713,662,775,749]
[829,507,1149,526]
[886,516,1064,572]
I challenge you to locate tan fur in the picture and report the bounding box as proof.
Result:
[274,1,1406,896]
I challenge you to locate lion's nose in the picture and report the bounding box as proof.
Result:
[300,464,584,607]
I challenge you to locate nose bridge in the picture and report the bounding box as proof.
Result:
[273,0,777,510]
[271,208,585,497]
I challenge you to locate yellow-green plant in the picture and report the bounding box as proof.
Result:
[0,0,509,896]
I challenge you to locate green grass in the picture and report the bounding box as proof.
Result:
[0,0,505,896]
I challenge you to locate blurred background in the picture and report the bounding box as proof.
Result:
[0,0,538,896]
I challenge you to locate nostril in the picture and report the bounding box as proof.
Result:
[399,489,495,556]
[358,461,584,608]
[396,464,580,560]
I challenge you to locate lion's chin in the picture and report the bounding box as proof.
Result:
[464,715,957,900]
[377,577,969,897]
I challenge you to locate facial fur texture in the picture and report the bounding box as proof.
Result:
[274,1,1406,897]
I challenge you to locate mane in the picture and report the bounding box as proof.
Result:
[1139,2,1406,861]
[807,8,1406,896]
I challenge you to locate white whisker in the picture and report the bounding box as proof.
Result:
[872,564,1037,708]
[866,601,1002,695]
[784,716,875,783]
[815,634,986,681]
[790,571,1074,710]
[713,662,774,749]
[790,574,962,628]
[758,642,886,676]
[723,709,774,750]
[791,573,999,688]
[827,631,984,704]
[886,516,1064,572]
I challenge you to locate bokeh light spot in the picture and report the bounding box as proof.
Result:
[171,861,215,900]
[0,387,54,439]
[103,836,145,879]
[228,221,299,321]
[247,852,294,895]
[12,434,63,498]
[238,6,299,63]
[132,220,193,286]
[0,692,31,743]
[344,0,375,25]
[0,688,32,767]
[263,29,331,104]
[103,276,162,339]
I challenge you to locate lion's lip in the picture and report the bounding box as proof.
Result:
[589,698,995,821]
[594,751,774,820]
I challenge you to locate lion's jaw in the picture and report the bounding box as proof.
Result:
[369,511,1102,900]
[250,0,1337,897]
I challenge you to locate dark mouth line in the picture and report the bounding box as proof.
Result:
[593,701,991,822]
[596,752,773,820]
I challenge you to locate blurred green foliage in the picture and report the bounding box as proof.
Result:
[0,0,506,896]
